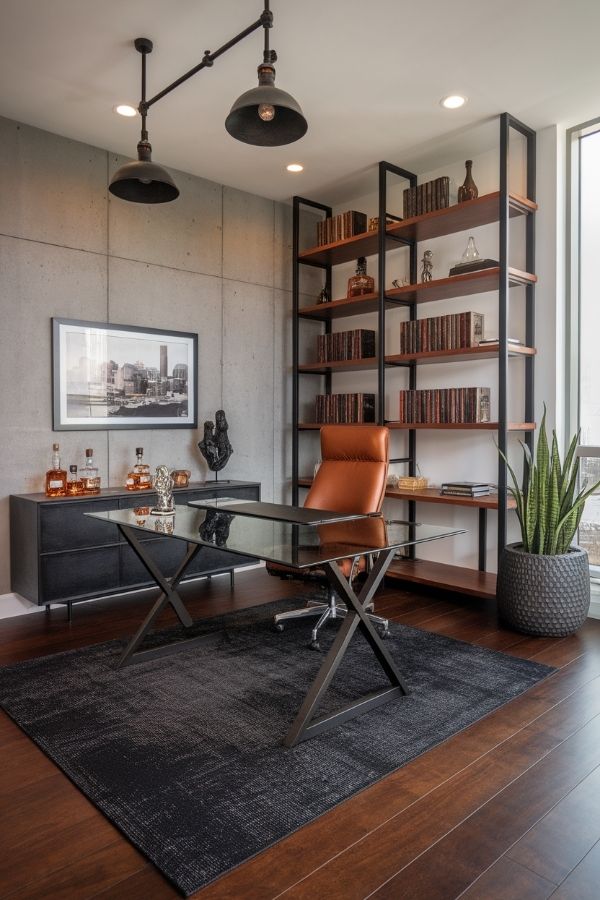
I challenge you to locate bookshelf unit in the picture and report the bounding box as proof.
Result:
[291,113,536,597]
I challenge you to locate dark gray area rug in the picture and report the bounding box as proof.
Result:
[0,598,554,896]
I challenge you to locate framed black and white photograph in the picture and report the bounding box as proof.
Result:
[52,318,198,430]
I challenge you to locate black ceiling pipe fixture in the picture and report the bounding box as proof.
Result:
[109,2,306,204]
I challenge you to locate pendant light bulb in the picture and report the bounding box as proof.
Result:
[258,103,275,122]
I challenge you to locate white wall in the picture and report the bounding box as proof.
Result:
[0,115,295,608]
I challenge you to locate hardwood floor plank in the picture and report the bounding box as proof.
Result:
[551,838,600,899]
[460,856,556,899]
[368,717,600,899]
[88,865,175,899]
[506,763,600,884]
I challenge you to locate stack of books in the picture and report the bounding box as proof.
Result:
[315,393,375,424]
[403,177,450,218]
[316,210,367,246]
[399,312,484,354]
[398,387,491,424]
[440,481,492,497]
[317,329,375,363]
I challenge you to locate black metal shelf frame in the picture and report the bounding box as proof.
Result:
[291,113,536,578]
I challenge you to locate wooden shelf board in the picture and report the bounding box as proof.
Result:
[384,486,516,509]
[384,267,537,305]
[385,421,536,431]
[299,293,388,321]
[386,192,537,244]
[298,357,379,374]
[298,192,537,267]
[385,558,497,599]
[299,422,535,431]
[386,344,536,366]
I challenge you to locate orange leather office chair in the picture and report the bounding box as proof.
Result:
[270,424,390,650]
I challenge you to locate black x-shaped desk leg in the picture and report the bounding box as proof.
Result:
[117,524,204,668]
[283,548,408,748]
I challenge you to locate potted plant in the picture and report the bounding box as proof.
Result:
[497,408,600,636]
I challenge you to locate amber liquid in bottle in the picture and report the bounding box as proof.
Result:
[347,256,375,298]
[81,448,101,495]
[45,443,67,497]
[65,464,84,496]
[126,447,152,491]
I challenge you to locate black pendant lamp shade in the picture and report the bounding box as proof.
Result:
[109,140,179,204]
[225,62,307,146]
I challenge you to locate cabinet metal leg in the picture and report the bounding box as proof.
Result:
[67,602,73,624]
[230,570,235,589]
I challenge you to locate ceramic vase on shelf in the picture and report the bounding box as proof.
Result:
[458,160,478,203]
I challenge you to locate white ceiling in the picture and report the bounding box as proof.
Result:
[1,0,599,203]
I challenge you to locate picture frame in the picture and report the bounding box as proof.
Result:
[52,318,198,431]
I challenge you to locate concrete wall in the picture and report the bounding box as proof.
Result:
[0,115,295,601]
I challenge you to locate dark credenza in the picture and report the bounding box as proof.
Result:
[10,480,260,614]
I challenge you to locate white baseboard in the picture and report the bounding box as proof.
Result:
[0,593,50,619]
[590,581,600,620]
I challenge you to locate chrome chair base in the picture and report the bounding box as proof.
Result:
[274,590,389,651]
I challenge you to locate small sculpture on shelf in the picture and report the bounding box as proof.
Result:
[151,465,175,516]
[420,250,433,282]
[391,277,409,290]
[198,409,233,481]
[317,286,330,304]
[458,160,479,203]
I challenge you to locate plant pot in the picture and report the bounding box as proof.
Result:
[497,543,591,637]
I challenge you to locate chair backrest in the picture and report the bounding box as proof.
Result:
[305,425,389,515]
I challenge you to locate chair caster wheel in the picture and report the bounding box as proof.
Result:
[309,640,321,651]
[273,623,285,633]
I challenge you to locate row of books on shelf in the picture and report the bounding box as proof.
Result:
[403,176,450,218]
[316,210,367,246]
[440,481,492,497]
[399,312,484,354]
[315,393,376,424]
[317,329,375,363]
[398,387,491,424]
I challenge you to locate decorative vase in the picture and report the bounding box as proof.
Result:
[497,543,591,637]
[458,160,478,203]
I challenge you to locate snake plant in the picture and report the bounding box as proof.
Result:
[499,407,600,555]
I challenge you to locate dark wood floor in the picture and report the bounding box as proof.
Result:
[2,569,600,899]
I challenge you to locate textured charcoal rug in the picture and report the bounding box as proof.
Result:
[0,598,555,896]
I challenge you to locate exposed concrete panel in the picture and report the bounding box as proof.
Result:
[222,280,274,500]
[223,187,274,287]
[0,235,108,592]
[0,116,108,254]
[107,153,223,277]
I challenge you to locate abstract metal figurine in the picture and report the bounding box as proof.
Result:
[151,465,175,515]
[198,409,234,481]
[420,249,433,282]
[198,509,234,547]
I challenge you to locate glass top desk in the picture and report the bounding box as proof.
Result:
[88,503,464,746]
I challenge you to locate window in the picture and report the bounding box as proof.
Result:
[570,123,600,569]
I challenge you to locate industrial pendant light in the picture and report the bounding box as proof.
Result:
[225,12,307,146]
[109,39,179,204]
[109,2,306,204]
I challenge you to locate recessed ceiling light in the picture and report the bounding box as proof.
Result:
[114,104,138,117]
[440,95,467,110]
[286,163,304,173]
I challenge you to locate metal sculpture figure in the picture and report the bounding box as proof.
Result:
[151,464,175,515]
[198,409,233,481]
[420,249,433,282]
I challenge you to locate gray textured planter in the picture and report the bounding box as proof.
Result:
[497,543,591,637]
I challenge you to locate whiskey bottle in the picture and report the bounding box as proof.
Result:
[65,465,84,496]
[81,448,101,495]
[45,443,67,497]
[125,447,152,491]
[347,257,375,298]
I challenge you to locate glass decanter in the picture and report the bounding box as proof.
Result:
[125,447,152,491]
[347,257,375,298]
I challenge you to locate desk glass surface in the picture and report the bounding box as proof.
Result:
[187,498,370,525]
[87,505,465,569]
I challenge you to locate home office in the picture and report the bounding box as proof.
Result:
[1,1,600,898]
